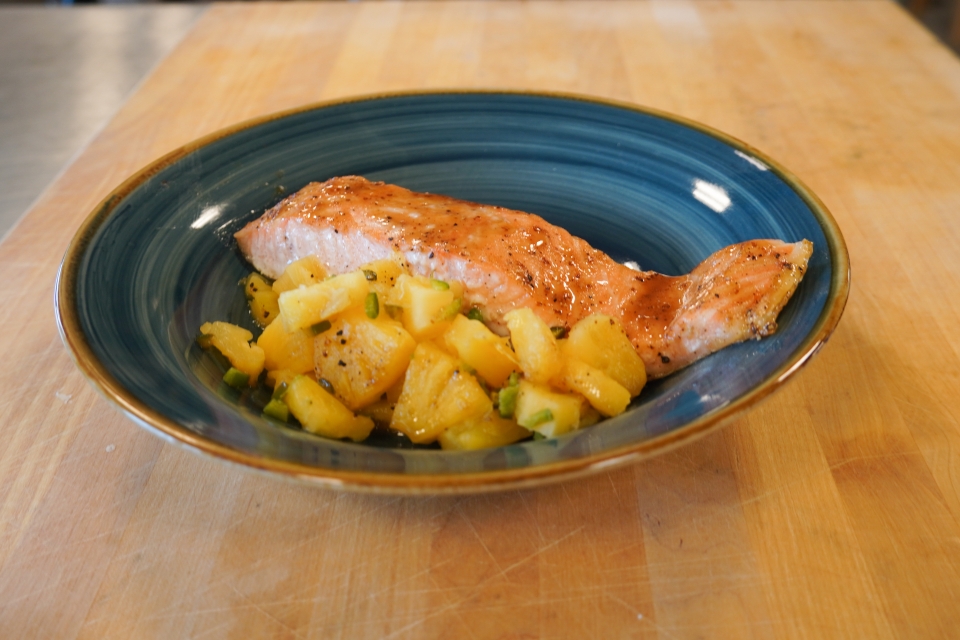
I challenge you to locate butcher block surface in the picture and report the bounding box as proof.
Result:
[1,1,959,637]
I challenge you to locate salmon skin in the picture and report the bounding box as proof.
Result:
[235,176,812,378]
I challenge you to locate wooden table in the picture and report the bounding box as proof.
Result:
[3,1,959,636]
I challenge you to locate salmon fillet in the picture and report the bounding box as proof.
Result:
[235,176,812,378]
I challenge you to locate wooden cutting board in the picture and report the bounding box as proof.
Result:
[2,1,959,637]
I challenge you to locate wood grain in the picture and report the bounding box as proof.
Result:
[2,1,960,637]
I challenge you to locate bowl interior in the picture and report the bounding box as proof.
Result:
[68,93,839,485]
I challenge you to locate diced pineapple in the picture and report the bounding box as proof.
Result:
[391,343,457,442]
[565,314,647,395]
[314,307,417,410]
[514,380,580,438]
[433,365,495,431]
[555,355,631,417]
[272,255,328,294]
[391,342,492,443]
[266,368,301,391]
[440,315,520,387]
[278,270,369,333]
[358,377,405,425]
[198,321,264,384]
[244,273,280,327]
[284,375,375,441]
[257,318,314,374]
[438,411,531,451]
[358,255,409,299]
[503,308,561,384]
[579,402,603,429]
[358,401,392,426]
[385,274,463,340]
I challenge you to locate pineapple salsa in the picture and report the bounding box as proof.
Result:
[197,254,647,450]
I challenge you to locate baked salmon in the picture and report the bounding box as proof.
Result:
[235,176,812,378]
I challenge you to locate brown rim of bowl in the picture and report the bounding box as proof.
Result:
[55,89,851,495]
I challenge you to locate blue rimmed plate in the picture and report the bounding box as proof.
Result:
[56,91,849,494]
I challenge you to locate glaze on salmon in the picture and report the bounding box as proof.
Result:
[235,176,812,378]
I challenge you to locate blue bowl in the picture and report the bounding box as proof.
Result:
[57,92,849,493]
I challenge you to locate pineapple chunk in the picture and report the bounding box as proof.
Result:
[555,354,631,417]
[244,273,280,327]
[438,411,531,451]
[514,380,580,438]
[257,318,314,374]
[441,315,520,387]
[391,343,492,443]
[433,365,495,431]
[284,375,374,441]
[503,308,561,384]
[198,321,264,384]
[314,308,417,411]
[565,314,647,395]
[266,368,301,391]
[385,274,463,340]
[278,270,369,333]
[358,401,393,426]
[579,402,603,429]
[272,255,328,294]
[391,343,457,442]
[359,255,409,299]
[358,378,405,425]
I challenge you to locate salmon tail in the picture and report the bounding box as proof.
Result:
[651,239,813,377]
